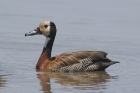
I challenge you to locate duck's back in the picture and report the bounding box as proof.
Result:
[45,51,108,71]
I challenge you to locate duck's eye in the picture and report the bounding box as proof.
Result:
[44,25,48,28]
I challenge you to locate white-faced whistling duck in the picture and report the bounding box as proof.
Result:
[25,21,119,72]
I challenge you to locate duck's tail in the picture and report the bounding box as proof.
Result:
[109,61,120,65]
[97,61,119,71]
[100,61,119,67]
[90,60,119,71]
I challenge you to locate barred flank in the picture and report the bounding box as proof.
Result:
[46,51,109,72]
[60,58,93,72]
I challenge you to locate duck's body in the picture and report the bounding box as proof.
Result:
[25,21,119,72]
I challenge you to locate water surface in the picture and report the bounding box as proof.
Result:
[0,0,140,93]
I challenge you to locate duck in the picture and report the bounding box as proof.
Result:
[25,21,119,72]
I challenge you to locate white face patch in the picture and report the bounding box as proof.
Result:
[44,37,50,48]
[44,21,51,25]
[39,21,51,37]
[44,25,50,36]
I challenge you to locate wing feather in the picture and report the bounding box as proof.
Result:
[46,51,107,71]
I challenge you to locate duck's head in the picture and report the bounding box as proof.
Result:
[25,21,57,39]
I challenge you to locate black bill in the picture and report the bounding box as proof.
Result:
[25,27,42,36]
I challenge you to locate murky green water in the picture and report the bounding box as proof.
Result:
[0,0,140,93]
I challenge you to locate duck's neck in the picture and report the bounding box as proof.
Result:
[36,37,55,70]
[43,37,55,57]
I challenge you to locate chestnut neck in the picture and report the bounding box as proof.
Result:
[36,37,55,70]
[36,21,57,70]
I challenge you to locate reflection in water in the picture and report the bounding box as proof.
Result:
[37,72,52,93]
[0,62,8,88]
[0,74,7,87]
[36,71,118,93]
